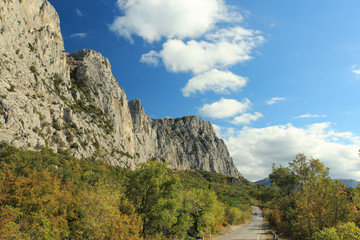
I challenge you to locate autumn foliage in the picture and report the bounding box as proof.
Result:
[259,154,360,240]
[0,142,251,239]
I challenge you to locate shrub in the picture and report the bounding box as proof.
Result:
[52,120,62,131]
[29,65,38,75]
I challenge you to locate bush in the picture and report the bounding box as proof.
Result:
[312,222,360,240]
[52,120,62,131]
[226,206,250,225]
[29,65,38,74]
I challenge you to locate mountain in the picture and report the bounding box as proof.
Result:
[254,177,360,188]
[0,0,241,178]
[254,177,271,186]
[335,179,360,188]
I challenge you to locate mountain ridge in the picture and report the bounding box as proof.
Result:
[0,0,242,178]
[254,177,360,188]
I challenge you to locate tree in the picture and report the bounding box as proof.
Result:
[182,188,225,237]
[312,227,339,240]
[269,164,297,196]
[267,154,355,239]
[125,161,180,238]
[74,181,142,240]
[0,168,71,239]
[293,175,354,239]
[336,222,360,240]
[312,222,360,240]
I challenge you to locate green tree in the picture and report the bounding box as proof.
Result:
[269,164,297,196]
[125,161,180,238]
[73,181,142,240]
[267,154,355,239]
[293,176,353,239]
[312,227,339,240]
[312,222,360,240]
[336,222,360,240]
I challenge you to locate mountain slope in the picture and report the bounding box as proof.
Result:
[0,0,241,178]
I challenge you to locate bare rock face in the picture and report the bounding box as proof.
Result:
[152,116,241,178]
[0,0,70,150]
[0,0,242,178]
[128,100,242,178]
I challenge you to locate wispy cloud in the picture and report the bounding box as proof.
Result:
[295,114,326,119]
[75,8,84,17]
[352,65,360,75]
[266,97,285,105]
[70,32,88,38]
[140,50,160,66]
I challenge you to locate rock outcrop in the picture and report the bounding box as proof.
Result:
[0,0,242,178]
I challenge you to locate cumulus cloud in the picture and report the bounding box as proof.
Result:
[216,123,360,181]
[295,114,327,119]
[182,69,247,97]
[144,27,264,74]
[70,33,88,38]
[266,97,285,105]
[231,112,263,125]
[111,1,264,97]
[352,65,360,75]
[110,0,239,43]
[199,98,251,119]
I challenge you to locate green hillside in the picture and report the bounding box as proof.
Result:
[0,142,254,239]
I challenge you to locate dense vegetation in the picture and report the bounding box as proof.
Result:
[0,142,253,239]
[257,154,360,240]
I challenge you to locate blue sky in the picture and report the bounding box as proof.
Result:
[49,0,360,181]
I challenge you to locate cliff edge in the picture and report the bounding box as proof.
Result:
[0,0,242,178]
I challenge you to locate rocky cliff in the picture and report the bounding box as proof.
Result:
[0,0,242,178]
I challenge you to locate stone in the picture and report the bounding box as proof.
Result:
[0,0,242,178]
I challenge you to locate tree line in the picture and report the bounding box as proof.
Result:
[0,142,252,239]
[257,154,360,239]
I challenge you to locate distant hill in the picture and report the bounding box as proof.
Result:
[335,179,360,188]
[254,177,271,186]
[254,177,360,188]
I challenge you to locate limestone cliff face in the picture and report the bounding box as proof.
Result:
[0,0,70,149]
[152,116,241,177]
[0,0,242,178]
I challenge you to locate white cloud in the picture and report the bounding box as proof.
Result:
[110,0,239,43]
[231,112,263,125]
[266,97,285,105]
[295,114,327,119]
[199,98,251,119]
[111,0,264,98]
[146,27,263,74]
[140,50,160,66]
[205,26,262,43]
[111,1,264,97]
[75,8,84,17]
[217,123,360,181]
[352,65,360,75]
[182,69,247,97]
[353,69,360,74]
[70,33,88,38]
